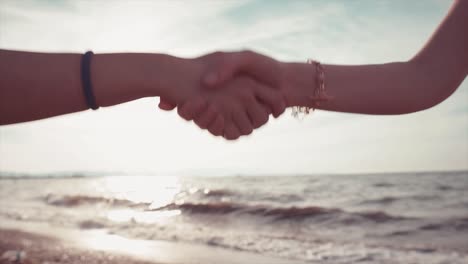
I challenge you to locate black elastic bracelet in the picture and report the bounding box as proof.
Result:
[81,51,99,110]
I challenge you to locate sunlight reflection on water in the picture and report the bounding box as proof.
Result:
[98,176,180,207]
[80,230,157,257]
[107,209,181,223]
[94,176,182,223]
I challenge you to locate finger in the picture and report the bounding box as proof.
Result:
[202,72,221,87]
[246,102,269,129]
[309,94,334,101]
[202,62,236,88]
[158,97,176,111]
[203,50,282,89]
[177,97,208,121]
[207,114,224,137]
[223,119,241,140]
[254,86,286,118]
[202,51,237,87]
[194,104,218,129]
[238,51,283,88]
[232,110,253,136]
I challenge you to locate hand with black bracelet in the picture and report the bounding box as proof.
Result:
[0,50,286,140]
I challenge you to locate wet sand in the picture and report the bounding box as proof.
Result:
[0,229,156,264]
[0,220,304,264]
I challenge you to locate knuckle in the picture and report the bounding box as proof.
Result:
[195,99,208,112]
[224,126,239,140]
[241,126,253,135]
[229,132,240,140]
[244,77,257,87]
[202,112,217,129]
[260,114,269,125]
[274,102,285,114]
[271,91,282,102]
[238,91,254,103]
[256,110,269,125]
[177,107,191,121]
[206,104,217,116]
[253,118,262,128]
[223,127,233,138]
[207,119,220,134]
[211,51,225,58]
[276,106,286,117]
[241,49,255,62]
[210,126,222,136]
[195,119,208,129]
[242,49,253,56]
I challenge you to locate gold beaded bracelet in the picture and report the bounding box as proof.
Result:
[291,59,328,118]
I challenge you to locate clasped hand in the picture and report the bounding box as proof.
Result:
[158,51,288,140]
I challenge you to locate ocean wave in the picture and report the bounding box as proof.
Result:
[261,194,304,203]
[201,189,234,197]
[419,218,468,231]
[151,202,410,223]
[386,217,468,238]
[360,195,440,205]
[437,184,456,191]
[361,197,399,205]
[43,194,149,208]
[373,182,395,188]
[78,219,106,229]
[189,188,306,204]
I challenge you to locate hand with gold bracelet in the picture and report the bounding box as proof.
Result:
[161,0,467,134]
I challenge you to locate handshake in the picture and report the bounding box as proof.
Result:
[154,50,326,140]
[2,2,465,130]
[0,49,326,127]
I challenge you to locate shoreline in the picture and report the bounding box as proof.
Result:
[0,228,155,264]
[0,220,304,264]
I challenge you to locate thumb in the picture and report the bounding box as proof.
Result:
[158,97,176,111]
[203,51,283,90]
[202,61,237,88]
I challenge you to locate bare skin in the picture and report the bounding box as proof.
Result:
[170,0,467,134]
[0,51,285,139]
[2,1,466,140]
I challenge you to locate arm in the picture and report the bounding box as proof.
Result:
[0,50,174,124]
[203,0,468,115]
[0,50,284,140]
[286,0,467,115]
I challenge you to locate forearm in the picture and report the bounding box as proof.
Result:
[0,50,86,124]
[284,60,465,115]
[323,62,451,114]
[0,50,173,125]
[92,53,179,107]
[284,0,467,115]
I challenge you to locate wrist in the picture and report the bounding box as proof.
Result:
[93,53,177,107]
[282,62,317,107]
[134,53,183,98]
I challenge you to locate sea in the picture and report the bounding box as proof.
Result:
[0,171,467,264]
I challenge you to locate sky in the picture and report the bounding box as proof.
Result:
[0,0,466,176]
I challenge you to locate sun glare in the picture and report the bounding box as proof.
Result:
[107,209,181,224]
[79,230,156,257]
[94,176,182,224]
[99,176,180,205]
